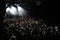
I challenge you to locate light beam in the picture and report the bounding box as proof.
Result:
[6,4,28,17]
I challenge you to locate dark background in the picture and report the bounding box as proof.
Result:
[24,0,59,26]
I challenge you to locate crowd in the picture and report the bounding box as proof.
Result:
[3,17,60,40]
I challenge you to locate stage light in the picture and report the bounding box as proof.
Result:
[6,4,28,17]
[6,6,18,15]
[17,5,27,16]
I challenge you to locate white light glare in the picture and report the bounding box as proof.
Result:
[6,4,28,16]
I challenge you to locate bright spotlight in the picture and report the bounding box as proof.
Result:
[17,5,27,16]
[6,6,18,15]
[6,4,28,17]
